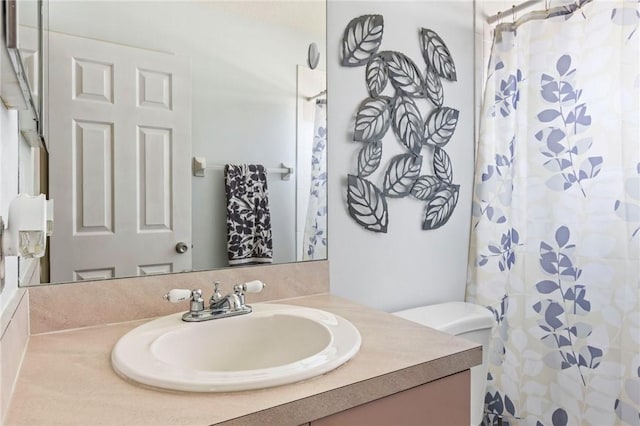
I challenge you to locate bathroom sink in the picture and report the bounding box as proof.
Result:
[111,303,361,392]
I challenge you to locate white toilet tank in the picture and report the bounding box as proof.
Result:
[393,301,495,426]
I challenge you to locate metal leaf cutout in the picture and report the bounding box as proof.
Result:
[410,175,444,200]
[347,174,389,233]
[365,55,388,98]
[354,97,392,142]
[379,51,425,97]
[383,154,423,198]
[340,15,462,232]
[423,184,459,230]
[420,28,457,81]
[357,141,383,178]
[433,147,453,183]
[424,107,459,147]
[424,66,443,108]
[392,95,423,155]
[342,15,384,67]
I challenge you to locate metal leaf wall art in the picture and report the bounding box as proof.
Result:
[353,97,392,142]
[342,15,384,67]
[357,141,383,178]
[341,14,461,232]
[347,174,389,232]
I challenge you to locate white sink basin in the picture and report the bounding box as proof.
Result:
[111,303,361,392]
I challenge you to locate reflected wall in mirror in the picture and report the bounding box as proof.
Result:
[25,1,327,286]
[4,0,44,145]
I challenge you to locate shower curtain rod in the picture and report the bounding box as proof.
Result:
[487,0,543,24]
[488,0,592,32]
[306,89,327,101]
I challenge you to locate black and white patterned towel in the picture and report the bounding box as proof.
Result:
[224,164,273,265]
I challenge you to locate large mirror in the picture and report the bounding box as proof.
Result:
[22,0,327,286]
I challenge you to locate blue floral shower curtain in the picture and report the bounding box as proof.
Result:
[467,1,640,425]
[303,100,327,260]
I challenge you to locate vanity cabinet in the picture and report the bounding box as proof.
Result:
[6,293,481,426]
[310,370,470,426]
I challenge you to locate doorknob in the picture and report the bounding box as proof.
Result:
[175,242,189,254]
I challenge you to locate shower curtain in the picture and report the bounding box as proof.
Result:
[303,100,327,260]
[467,1,640,425]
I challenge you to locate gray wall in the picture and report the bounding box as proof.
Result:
[327,1,476,312]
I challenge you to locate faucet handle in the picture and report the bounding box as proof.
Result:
[235,280,266,294]
[164,289,205,316]
[163,289,193,303]
[211,281,223,303]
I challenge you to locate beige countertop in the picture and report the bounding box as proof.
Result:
[6,294,481,426]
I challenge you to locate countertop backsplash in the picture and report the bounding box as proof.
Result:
[28,260,329,334]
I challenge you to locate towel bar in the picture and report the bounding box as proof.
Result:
[192,157,294,181]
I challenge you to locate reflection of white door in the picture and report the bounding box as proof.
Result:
[49,32,192,282]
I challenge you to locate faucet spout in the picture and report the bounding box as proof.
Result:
[210,293,241,311]
[164,280,266,322]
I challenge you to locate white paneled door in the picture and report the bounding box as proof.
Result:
[49,32,191,282]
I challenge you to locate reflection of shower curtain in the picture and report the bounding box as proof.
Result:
[303,100,327,260]
[466,1,640,425]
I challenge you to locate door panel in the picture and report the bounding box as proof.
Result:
[137,126,172,231]
[49,32,192,283]
[74,119,114,234]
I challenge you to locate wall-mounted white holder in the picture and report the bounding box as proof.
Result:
[1,194,50,259]
[0,194,52,293]
[46,199,54,237]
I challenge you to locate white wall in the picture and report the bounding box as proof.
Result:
[47,1,326,271]
[0,105,20,314]
[328,0,476,312]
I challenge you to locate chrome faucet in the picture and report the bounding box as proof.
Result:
[209,281,242,310]
[164,280,266,322]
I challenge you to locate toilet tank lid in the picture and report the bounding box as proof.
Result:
[393,301,495,335]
